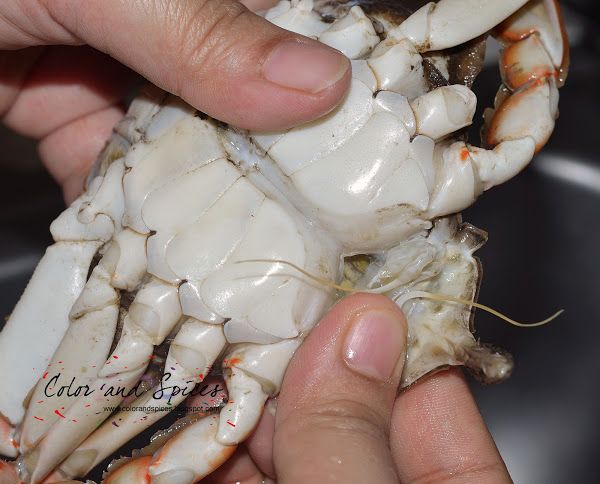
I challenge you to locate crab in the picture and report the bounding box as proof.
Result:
[0,0,568,482]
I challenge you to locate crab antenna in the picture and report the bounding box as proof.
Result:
[234,259,353,292]
[394,291,563,328]
[235,259,563,328]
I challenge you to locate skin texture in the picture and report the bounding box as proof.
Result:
[0,1,511,482]
[0,0,351,201]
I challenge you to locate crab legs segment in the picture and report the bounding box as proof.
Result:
[474,0,567,188]
[413,0,569,215]
[397,0,531,51]
[0,161,122,459]
[0,240,102,433]
[6,92,165,482]
[18,160,132,456]
[102,339,300,484]
[0,87,164,464]
[58,319,227,478]
[26,276,182,483]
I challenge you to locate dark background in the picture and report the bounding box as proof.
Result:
[0,1,598,482]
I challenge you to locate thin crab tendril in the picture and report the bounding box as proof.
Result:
[393,291,564,328]
[234,258,405,293]
[234,259,564,328]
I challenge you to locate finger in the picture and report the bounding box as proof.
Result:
[245,398,277,478]
[239,0,279,11]
[2,46,139,138]
[202,447,267,484]
[0,47,44,117]
[273,293,407,483]
[10,0,351,131]
[390,368,511,483]
[38,104,124,203]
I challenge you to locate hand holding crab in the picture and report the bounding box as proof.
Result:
[0,0,568,482]
[204,293,509,483]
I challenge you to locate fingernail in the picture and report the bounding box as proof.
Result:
[343,310,405,381]
[263,39,349,93]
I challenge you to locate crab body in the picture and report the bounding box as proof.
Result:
[0,0,568,482]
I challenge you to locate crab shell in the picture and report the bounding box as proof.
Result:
[0,0,568,482]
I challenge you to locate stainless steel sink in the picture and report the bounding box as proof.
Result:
[0,11,598,483]
[461,27,600,480]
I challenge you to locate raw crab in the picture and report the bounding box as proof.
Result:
[0,0,568,482]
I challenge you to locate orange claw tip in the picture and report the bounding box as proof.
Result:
[104,456,152,484]
[459,148,471,162]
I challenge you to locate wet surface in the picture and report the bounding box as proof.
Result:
[0,46,597,484]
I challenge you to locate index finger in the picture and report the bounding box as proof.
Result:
[390,369,511,483]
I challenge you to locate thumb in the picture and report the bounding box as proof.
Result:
[40,0,351,130]
[273,293,407,483]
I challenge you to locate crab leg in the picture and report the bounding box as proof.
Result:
[145,339,300,483]
[101,425,236,484]
[25,276,182,483]
[0,171,120,450]
[484,0,568,146]
[10,156,137,459]
[0,90,163,469]
[422,0,568,215]
[18,266,118,454]
[58,319,226,478]
[396,0,530,51]
[19,229,147,456]
[99,339,299,484]
[103,456,156,484]
[0,240,102,435]
[466,0,568,188]
[23,95,224,479]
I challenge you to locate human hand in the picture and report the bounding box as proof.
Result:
[206,293,511,483]
[0,0,350,201]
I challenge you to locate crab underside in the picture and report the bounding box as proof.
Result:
[0,0,568,482]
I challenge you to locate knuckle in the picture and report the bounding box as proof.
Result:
[284,397,389,443]
[170,0,250,82]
